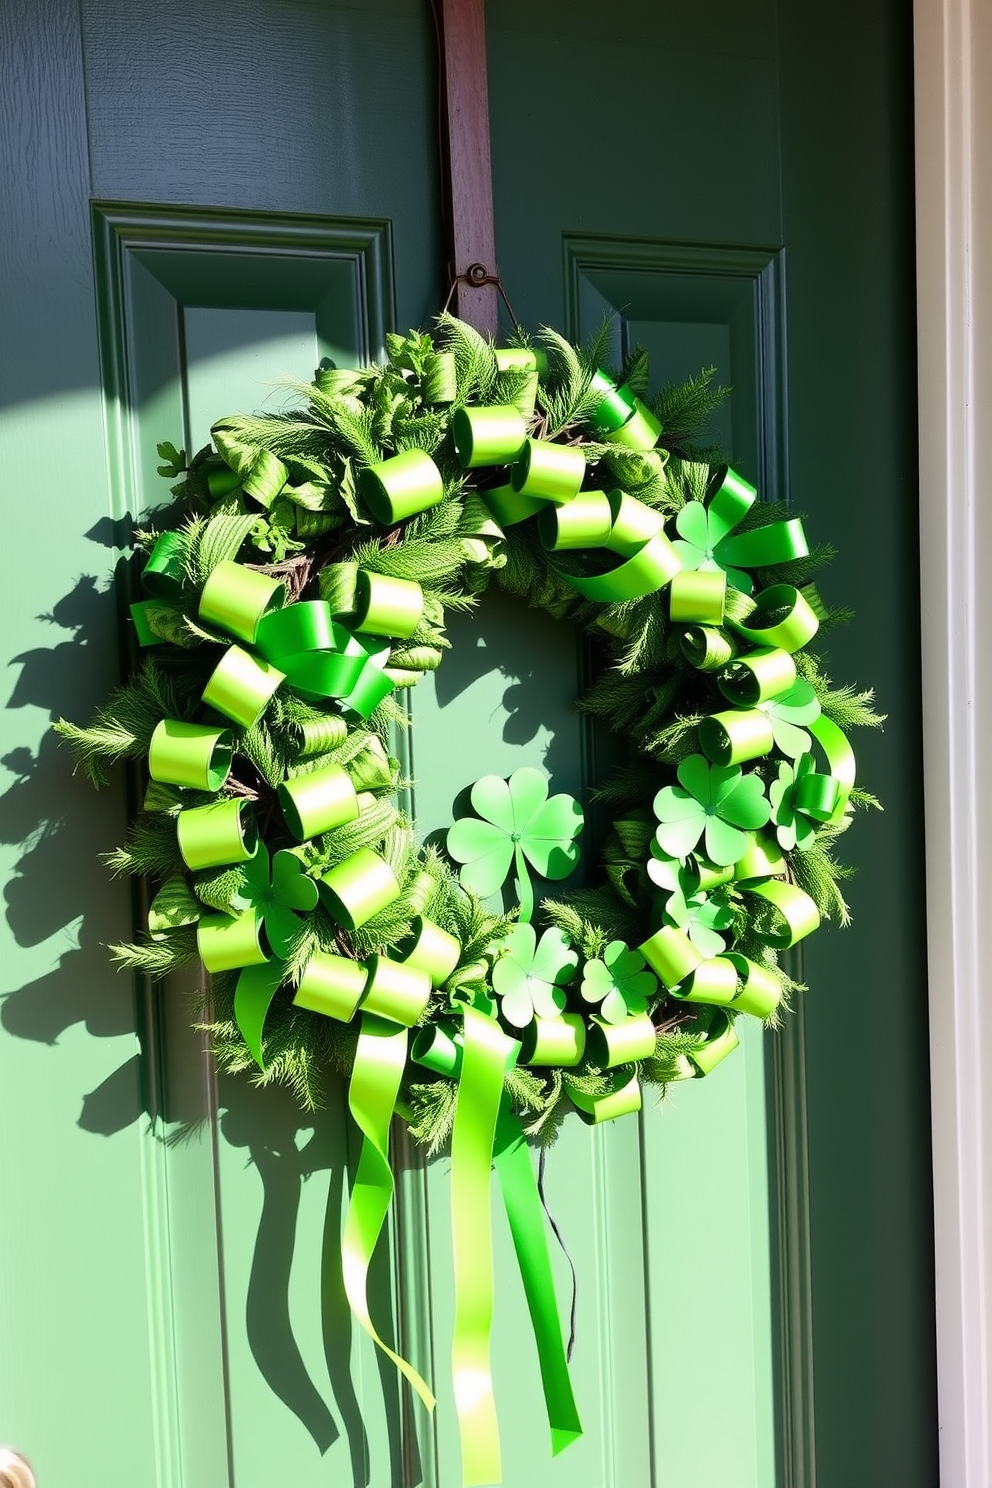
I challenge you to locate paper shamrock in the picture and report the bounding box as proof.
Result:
[661,884,735,958]
[670,499,752,593]
[579,941,658,1024]
[445,767,583,921]
[769,753,821,851]
[653,754,770,867]
[491,924,579,1028]
[232,843,319,956]
[758,679,821,758]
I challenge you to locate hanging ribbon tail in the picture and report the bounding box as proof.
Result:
[341,1013,436,1412]
[493,1101,583,1458]
[451,1007,512,1487]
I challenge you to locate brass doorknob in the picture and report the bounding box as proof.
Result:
[0,1448,36,1488]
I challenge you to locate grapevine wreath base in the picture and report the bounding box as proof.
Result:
[58,316,880,1485]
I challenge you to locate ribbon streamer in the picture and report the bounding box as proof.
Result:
[493,1103,583,1458]
[342,1013,437,1410]
[450,1007,514,1487]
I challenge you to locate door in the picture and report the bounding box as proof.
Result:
[0,3,935,1486]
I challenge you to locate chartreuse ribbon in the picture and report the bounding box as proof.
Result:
[554,490,681,603]
[197,560,399,728]
[359,448,444,523]
[587,368,663,450]
[450,1007,515,1486]
[493,1101,583,1456]
[342,1012,436,1411]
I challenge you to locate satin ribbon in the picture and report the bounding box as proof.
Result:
[493,1102,583,1458]
[561,494,682,602]
[130,531,186,643]
[360,448,444,523]
[450,1007,514,1486]
[673,468,810,594]
[342,1014,437,1410]
[569,1070,642,1123]
[587,369,663,450]
[688,1009,740,1075]
[808,714,857,821]
[196,561,395,727]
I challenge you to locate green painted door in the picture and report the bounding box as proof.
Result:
[0,2,935,1486]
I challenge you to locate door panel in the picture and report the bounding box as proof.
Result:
[0,2,935,1486]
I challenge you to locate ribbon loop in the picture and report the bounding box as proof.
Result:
[360,449,444,523]
[148,719,233,792]
[177,799,257,870]
[319,848,402,931]
[199,560,285,645]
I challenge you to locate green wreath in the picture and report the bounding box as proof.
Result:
[56,315,881,1485]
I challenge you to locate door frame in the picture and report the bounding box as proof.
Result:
[914,0,992,1480]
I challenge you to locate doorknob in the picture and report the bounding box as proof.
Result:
[0,1449,36,1488]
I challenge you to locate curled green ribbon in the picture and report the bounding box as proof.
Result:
[453,405,528,468]
[360,448,444,523]
[730,583,820,652]
[511,439,585,503]
[563,530,681,603]
[343,1014,437,1411]
[142,531,185,596]
[294,950,367,1022]
[688,1008,740,1075]
[451,1008,514,1487]
[177,798,257,871]
[319,847,401,931]
[200,560,285,644]
[808,714,857,821]
[569,1070,642,1123]
[148,719,232,792]
[493,1102,583,1458]
[747,878,821,946]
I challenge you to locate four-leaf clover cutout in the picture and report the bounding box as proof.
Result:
[492,924,579,1028]
[580,941,658,1024]
[232,843,319,956]
[654,754,770,867]
[446,767,583,922]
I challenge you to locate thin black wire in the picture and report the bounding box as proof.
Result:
[538,1146,578,1361]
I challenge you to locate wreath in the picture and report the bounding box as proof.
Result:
[57,315,881,1485]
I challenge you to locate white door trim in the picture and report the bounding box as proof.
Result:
[914,1,992,1481]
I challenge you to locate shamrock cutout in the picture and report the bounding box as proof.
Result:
[580,940,658,1024]
[769,753,820,851]
[232,843,319,956]
[758,679,821,758]
[671,500,752,593]
[662,884,734,958]
[446,767,583,922]
[654,754,770,867]
[491,924,578,1029]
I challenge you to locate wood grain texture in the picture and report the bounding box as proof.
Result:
[439,0,498,334]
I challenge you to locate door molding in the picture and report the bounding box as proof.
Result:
[914,2,992,1482]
